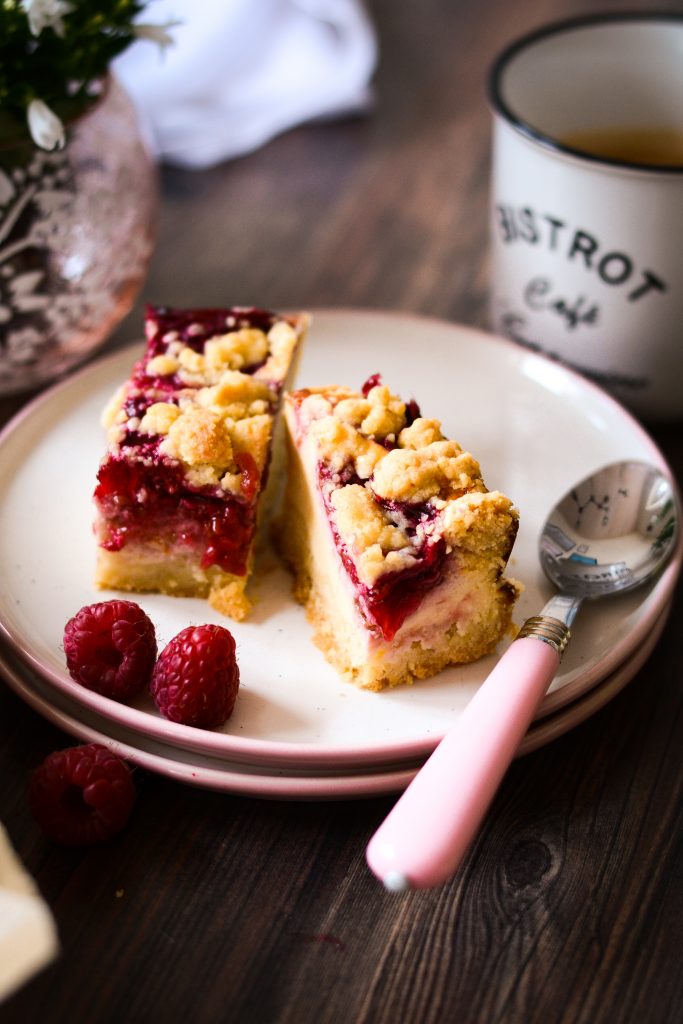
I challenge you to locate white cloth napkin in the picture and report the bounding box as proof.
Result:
[0,824,58,1002]
[113,0,377,169]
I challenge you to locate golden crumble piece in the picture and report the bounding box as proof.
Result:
[370,440,485,503]
[331,483,415,587]
[441,490,518,558]
[146,354,179,376]
[139,402,181,436]
[205,329,269,372]
[398,417,444,449]
[202,399,268,421]
[161,406,233,468]
[332,385,406,440]
[220,469,244,492]
[332,396,372,427]
[311,416,387,480]
[175,330,276,388]
[185,464,222,489]
[228,413,272,475]
[178,347,206,375]
[360,384,406,439]
[298,393,335,426]
[355,442,388,481]
[358,544,419,588]
[255,320,303,381]
[196,372,272,415]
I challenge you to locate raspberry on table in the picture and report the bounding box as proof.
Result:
[64,600,157,701]
[28,744,136,846]
[150,624,240,729]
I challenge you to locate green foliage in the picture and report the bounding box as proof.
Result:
[0,1,148,135]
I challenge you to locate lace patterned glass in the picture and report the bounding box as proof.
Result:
[0,76,156,395]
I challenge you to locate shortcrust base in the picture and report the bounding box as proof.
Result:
[95,546,251,621]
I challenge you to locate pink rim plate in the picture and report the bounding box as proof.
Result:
[1,602,669,799]
[0,311,680,771]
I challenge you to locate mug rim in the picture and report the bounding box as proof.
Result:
[488,11,683,176]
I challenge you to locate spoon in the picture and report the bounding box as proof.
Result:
[366,460,679,891]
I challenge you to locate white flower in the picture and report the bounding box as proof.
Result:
[132,21,181,52]
[27,99,65,151]
[22,0,75,38]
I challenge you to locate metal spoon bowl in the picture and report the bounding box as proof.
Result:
[522,461,678,643]
[366,460,679,892]
[541,460,676,595]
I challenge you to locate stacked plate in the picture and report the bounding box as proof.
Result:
[0,311,679,799]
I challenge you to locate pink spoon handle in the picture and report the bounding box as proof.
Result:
[365,636,560,890]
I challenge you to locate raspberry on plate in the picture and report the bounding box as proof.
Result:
[150,624,240,729]
[29,744,136,846]
[64,600,157,701]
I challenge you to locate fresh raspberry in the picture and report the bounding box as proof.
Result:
[150,624,240,728]
[64,600,157,701]
[28,744,135,845]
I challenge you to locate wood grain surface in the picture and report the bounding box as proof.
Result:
[2,2,682,1022]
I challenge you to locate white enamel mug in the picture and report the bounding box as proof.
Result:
[488,14,683,421]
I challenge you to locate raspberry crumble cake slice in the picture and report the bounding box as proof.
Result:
[277,377,520,690]
[94,305,308,620]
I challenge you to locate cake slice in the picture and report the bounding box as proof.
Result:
[277,377,520,689]
[94,305,308,620]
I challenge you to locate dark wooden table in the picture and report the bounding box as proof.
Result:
[2,2,682,1021]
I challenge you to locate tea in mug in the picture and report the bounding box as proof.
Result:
[561,127,683,167]
[489,15,683,417]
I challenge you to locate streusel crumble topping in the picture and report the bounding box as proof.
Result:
[289,379,515,590]
[100,313,299,500]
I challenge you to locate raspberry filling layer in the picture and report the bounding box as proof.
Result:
[146,305,279,358]
[355,534,446,642]
[94,456,257,576]
[319,466,447,642]
[131,305,283,395]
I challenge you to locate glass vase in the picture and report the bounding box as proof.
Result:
[0,75,156,396]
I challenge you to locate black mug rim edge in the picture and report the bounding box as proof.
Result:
[487,11,683,176]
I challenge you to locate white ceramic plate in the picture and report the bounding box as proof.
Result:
[0,603,668,799]
[0,310,679,770]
